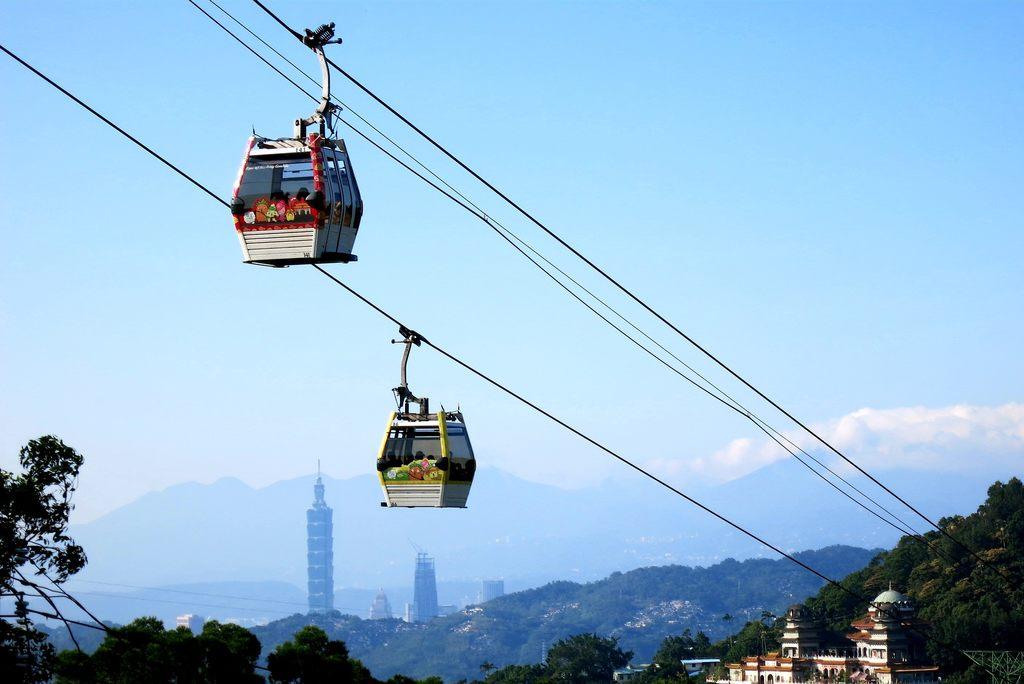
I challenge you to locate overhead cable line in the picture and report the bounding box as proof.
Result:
[3,569,111,651]
[10,609,107,633]
[247,0,1006,578]
[0,42,970,652]
[69,579,312,610]
[187,1,962,553]
[0,45,224,209]
[69,590,299,617]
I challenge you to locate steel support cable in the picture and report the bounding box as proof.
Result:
[69,590,297,616]
[247,0,1008,578]
[23,609,106,632]
[309,266,959,652]
[0,44,968,653]
[207,3,986,577]
[35,572,109,634]
[484,220,922,539]
[6,570,111,649]
[69,579,312,610]
[0,46,224,209]
[188,0,935,546]
[14,571,83,650]
[0,7,962,585]
[58,0,949,570]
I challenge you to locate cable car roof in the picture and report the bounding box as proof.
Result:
[390,413,466,429]
[249,136,350,154]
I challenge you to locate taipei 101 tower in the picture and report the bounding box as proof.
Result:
[307,463,334,613]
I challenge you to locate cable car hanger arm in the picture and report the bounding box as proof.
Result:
[392,326,429,415]
[295,22,341,139]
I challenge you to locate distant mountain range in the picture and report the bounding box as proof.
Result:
[247,545,877,682]
[63,459,997,608]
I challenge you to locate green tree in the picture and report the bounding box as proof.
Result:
[198,621,262,682]
[267,625,377,683]
[693,631,712,656]
[484,663,549,683]
[54,617,262,683]
[52,649,93,683]
[634,630,696,682]
[544,633,632,683]
[715,620,781,664]
[86,617,183,682]
[1,436,88,682]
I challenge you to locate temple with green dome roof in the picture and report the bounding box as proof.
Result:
[716,587,939,684]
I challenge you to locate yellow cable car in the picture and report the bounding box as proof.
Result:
[376,329,476,508]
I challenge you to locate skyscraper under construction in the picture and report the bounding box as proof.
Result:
[410,551,438,623]
[307,467,334,613]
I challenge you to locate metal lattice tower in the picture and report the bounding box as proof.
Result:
[964,651,1024,684]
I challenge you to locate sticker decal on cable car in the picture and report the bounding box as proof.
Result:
[244,196,316,226]
[252,198,274,222]
[382,459,443,483]
[288,197,313,221]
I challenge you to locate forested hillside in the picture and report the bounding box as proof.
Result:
[802,477,1023,682]
[252,545,875,682]
[476,477,1024,684]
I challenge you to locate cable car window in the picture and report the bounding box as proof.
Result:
[326,151,346,227]
[318,151,334,216]
[384,426,443,463]
[348,157,363,228]
[379,425,446,484]
[280,160,314,198]
[237,155,316,226]
[341,160,356,227]
[446,425,476,481]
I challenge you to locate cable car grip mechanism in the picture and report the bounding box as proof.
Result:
[294,22,344,139]
[391,326,429,416]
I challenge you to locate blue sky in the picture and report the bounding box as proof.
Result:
[1,0,1022,522]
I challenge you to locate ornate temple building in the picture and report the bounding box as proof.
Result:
[723,588,939,684]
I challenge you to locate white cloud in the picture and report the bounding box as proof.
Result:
[650,402,1024,484]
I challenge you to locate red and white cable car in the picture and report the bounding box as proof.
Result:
[228,23,363,267]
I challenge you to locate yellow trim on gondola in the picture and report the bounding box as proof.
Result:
[376,411,396,487]
[437,412,450,486]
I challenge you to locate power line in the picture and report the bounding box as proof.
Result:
[67,590,299,617]
[0,41,967,654]
[69,579,311,610]
[185,1,964,557]
[0,45,224,209]
[246,0,1002,577]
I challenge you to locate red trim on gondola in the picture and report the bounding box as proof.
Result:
[308,133,325,230]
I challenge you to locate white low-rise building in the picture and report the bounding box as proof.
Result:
[175,613,204,634]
